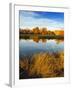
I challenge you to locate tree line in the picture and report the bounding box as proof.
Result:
[19,27,56,35]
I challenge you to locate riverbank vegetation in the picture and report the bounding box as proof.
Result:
[19,52,64,79]
[19,27,64,40]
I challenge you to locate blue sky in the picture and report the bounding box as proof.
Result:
[19,10,64,30]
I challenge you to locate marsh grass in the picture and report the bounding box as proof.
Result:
[19,52,64,79]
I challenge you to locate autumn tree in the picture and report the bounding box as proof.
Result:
[47,31,55,35]
[54,30,64,36]
[41,28,48,35]
[32,27,40,34]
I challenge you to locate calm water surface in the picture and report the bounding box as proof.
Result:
[19,39,64,59]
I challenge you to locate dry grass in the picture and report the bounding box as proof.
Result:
[19,52,64,79]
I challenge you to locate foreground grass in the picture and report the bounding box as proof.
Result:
[19,52,64,79]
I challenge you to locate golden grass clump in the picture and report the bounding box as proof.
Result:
[29,52,64,77]
[19,52,64,78]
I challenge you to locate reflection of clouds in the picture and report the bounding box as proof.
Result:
[20,39,64,54]
[55,39,64,44]
[45,39,64,53]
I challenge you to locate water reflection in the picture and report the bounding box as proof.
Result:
[21,38,64,44]
[32,38,48,43]
[19,39,64,58]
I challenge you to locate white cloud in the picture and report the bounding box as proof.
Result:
[20,11,39,18]
[20,12,64,30]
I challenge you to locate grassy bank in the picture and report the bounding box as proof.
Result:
[19,52,64,79]
[19,34,64,39]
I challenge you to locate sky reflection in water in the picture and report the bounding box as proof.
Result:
[19,39,64,58]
